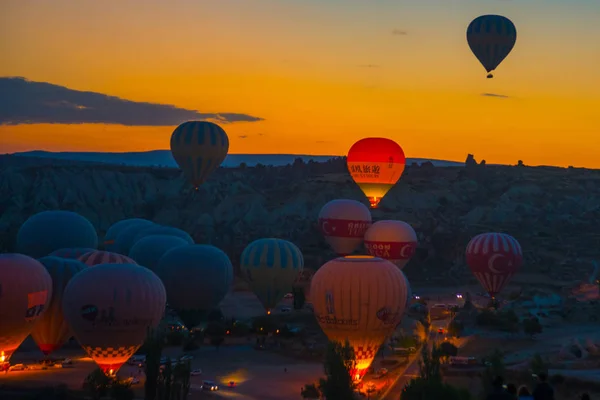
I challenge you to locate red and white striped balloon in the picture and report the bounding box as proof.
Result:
[465,232,522,298]
[318,199,372,256]
[364,220,417,269]
[78,251,137,267]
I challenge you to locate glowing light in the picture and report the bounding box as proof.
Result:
[344,255,375,259]
[0,351,5,362]
[267,310,271,315]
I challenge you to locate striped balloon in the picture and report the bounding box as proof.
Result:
[467,15,517,78]
[49,247,96,260]
[79,251,137,267]
[465,232,523,298]
[31,256,86,355]
[170,121,229,189]
[240,238,304,313]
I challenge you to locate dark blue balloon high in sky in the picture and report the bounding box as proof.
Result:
[467,14,517,78]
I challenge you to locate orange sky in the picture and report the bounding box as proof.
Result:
[1,0,599,167]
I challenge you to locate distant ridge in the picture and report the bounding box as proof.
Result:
[9,150,465,168]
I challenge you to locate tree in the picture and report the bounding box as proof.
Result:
[418,343,442,382]
[172,359,192,399]
[481,349,505,396]
[110,380,135,400]
[318,340,356,400]
[207,308,224,322]
[439,342,458,360]
[82,368,110,400]
[401,378,472,400]
[447,320,464,338]
[530,353,549,376]
[523,317,543,338]
[292,286,306,310]
[206,321,226,350]
[144,327,165,400]
[301,383,321,399]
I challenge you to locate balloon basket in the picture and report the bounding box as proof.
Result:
[486,73,493,79]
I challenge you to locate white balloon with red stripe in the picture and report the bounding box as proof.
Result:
[465,232,523,299]
[318,199,372,256]
[364,220,417,269]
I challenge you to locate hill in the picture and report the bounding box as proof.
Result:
[1,154,598,287]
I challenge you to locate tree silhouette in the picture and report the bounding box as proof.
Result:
[318,340,356,400]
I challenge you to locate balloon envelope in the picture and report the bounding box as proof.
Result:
[156,245,233,329]
[240,238,304,312]
[49,247,96,260]
[17,211,98,258]
[364,220,418,269]
[133,226,194,246]
[62,263,166,376]
[0,254,53,363]
[465,232,523,298]
[31,256,86,355]
[170,121,230,188]
[114,223,158,256]
[129,235,189,272]
[346,138,405,208]
[318,199,372,256]
[466,15,517,77]
[310,256,408,381]
[104,219,154,251]
[79,250,136,267]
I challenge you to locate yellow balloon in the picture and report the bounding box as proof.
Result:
[310,256,409,381]
[240,238,304,313]
[170,121,229,189]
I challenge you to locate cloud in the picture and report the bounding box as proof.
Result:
[481,93,510,99]
[358,64,381,68]
[392,29,408,36]
[0,77,263,126]
[238,135,249,139]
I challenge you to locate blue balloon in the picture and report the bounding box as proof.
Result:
[114,222,158,255]
[133,226,194,246]
[128,235,189,272]
[104,219,154,252]
[49,247,96,260]
[17,211,98,258]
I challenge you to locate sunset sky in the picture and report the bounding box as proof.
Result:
[1,0,599,167]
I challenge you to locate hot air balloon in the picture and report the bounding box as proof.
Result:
[465,232,522,299]
[240,238,304,314]
[31,256,86,356]
[62,263,166,376]
[16,211,98,258]
[132,226,194,246]
[0,254,52,364]
[128,235,189,272]
[156,245,233,329]
[310,256,408,381]
[170,121,230,189]
[78,250,137,267]
[467,15,517,78]
[49,247,96,260]
[318,199,372,256]
[346,138,405,208]
[103,219,154,251]
[114,222,158,256]
[364,220,417,269]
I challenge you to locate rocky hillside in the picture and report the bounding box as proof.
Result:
[1,154,599,287]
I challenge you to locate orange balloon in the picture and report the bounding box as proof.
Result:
[346,138,406,208]
[310,256,409,381]
[62,263,166,376]
[0,254,53,364]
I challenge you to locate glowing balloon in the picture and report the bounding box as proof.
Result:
[31,256,86,356]
[318,199,372,256]
[240,238,304,313]
[156,245,233,329]
[0,254,53,364]
[467,15,517,78]
[347,138,405,208]
[364,220,418,269]
[170,121,230,189]
[103,219,154,251]
[310,256,408,381]
[78,250,136,267]
[128,235,189,272]
[49,247,96,260]
[132,226,194,246]
[16,211,98,258]
[114,222,158,255]
[465,232,522,298]
[62,263,166,376]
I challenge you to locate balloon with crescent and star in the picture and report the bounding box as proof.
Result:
[467,15,517,79]
[346,138,406,208]
[318,199,372,256]
[465,232,523,298]
[364,220,417,269]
